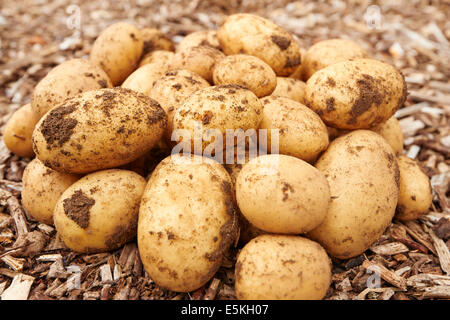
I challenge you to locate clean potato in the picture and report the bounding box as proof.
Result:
[308,130,399,259]
[177,30,221,52]
[396,155,433,221]
[235,235,332,300]
[22,159,80,225]
[138,154,238,292]
[371,116,404,155]
[3,104,39,158]
[271,77,306,103]
[54,169,146,253]
[32,88,167,174]
[122,62,170,95]
[140,28,175,55]
[218,14,301,76]
[90,22,143,85]
[236,154,330,234]
[139,50,174,67]
[305,58,407,130]
[31,59,112,118]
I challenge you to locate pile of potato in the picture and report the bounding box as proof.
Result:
[3,13,433,300]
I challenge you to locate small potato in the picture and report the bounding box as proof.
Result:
[371,116,404,155]
[259,96,329,162]
[270,77,306,103]
[305,58,407,130]
[90,22,143,85]
[236,154,330,234]
[22,159,80,225]
[31,59,112,118]
[54,169,146,253]
[396,156,433,221]
[139,50,174,67]
[301,39,368,80]
[213,54,277,98]
[218,14,301,76]
[140,28,175,55]
[177,30,221,52]
[122,62,170,96]
[3,104,39,158]
[235,235,332,300]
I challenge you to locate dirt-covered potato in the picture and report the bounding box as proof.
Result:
[54,169,146,253]
[371,116,404,155]
[236,154,330,234]
[138,154,238,292]
[32,88,167,174]
[212,54,277,97]
[3,104,39,158]
[121,62,170,96]
[218,14,301,76]
[305,58,407,130]
[396,156,433,221]
[259,96,329,162]
[172,45,225,82]
[90,22,143,85]
[235,235,332,300]
[309,130,399,259]
[301,39,368,80]
[270,77,306,103]
[22,159,80,225]
[140,28,175,55]
[149,69,210,140]
[139,50,174,67]
[177,30,221,52]
[31,59,112,118]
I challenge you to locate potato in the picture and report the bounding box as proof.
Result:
[212,54,277,98]
[149,69,210,140]
[172,45,225,82]
[22,159,79,225]
[90,22,143,85]
[139,50,174,67]
[218,14,301,76]
[31,59,112,118]
[305,58,407,130]
[140,28,175,55]
[396,156,433,221]
[271,77,306,103]
[301,39,368,80]
[236,154,330,234]
[138,154,238,292]
[371,116,404,155]
[177,30,221,52]
[3,104,39,158]
[259,96,329,162]
[32,88,167,174]
[54,169,146,253]
[308,130,399,259]
[122,62,170,96]
[235,235,331,300]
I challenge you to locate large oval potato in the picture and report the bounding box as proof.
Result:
[32,88,167,174]
[371,116,404,155]
[308,130,399,259]
[177,30,221,52]
[218,14,301,76]
[235,235,331,300]
[138,154,238,292]
[271,77,306,103]
[305,58,407,130]
[140,28,175,55]
[54,169,146,253]
[122,62,170,96]
[139,50,174,68]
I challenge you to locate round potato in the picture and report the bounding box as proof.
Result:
[371,116,404,155]
[139,50,174,67]
[305,58,407,130]
[308,130,399,259]
[140,28,175,55]
[259,96,329,162]
[3,104,39,158]
[271,77,306,103]
[236,154,330,234]
[235,235,332,300]
[301,39,368,80]
[54,169,146,253]
[122,62,170,96]
[138,154,238,292]
[396,155,433,221]
[212,54,277,98]
[22,159,80,225]
[31,59,112,118]
[90,22,143,85]
[218,14,301,76]
[32,88,167,174]
[177,30,221,52]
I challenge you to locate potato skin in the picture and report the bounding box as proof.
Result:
[309,130,399,259]
[271,77,306,103]
[138,155,238,292]
[213,54,277,98]
[22,159,79,225]
[90,22,143,85]
[371,116,404,155]
[235,235,332,300]
[122,62,170,96]
[218,14,301,76]
[305,58,407,130]
[32,88,167,174]
[31,59,112,118]
[140,28,175,55]
[139,50,174,67]
[54,169,146,253]
[396,156,432,221]
[3,104,39,158]
[177,30,221,52]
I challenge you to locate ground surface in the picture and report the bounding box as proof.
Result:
[0,0,449,300]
